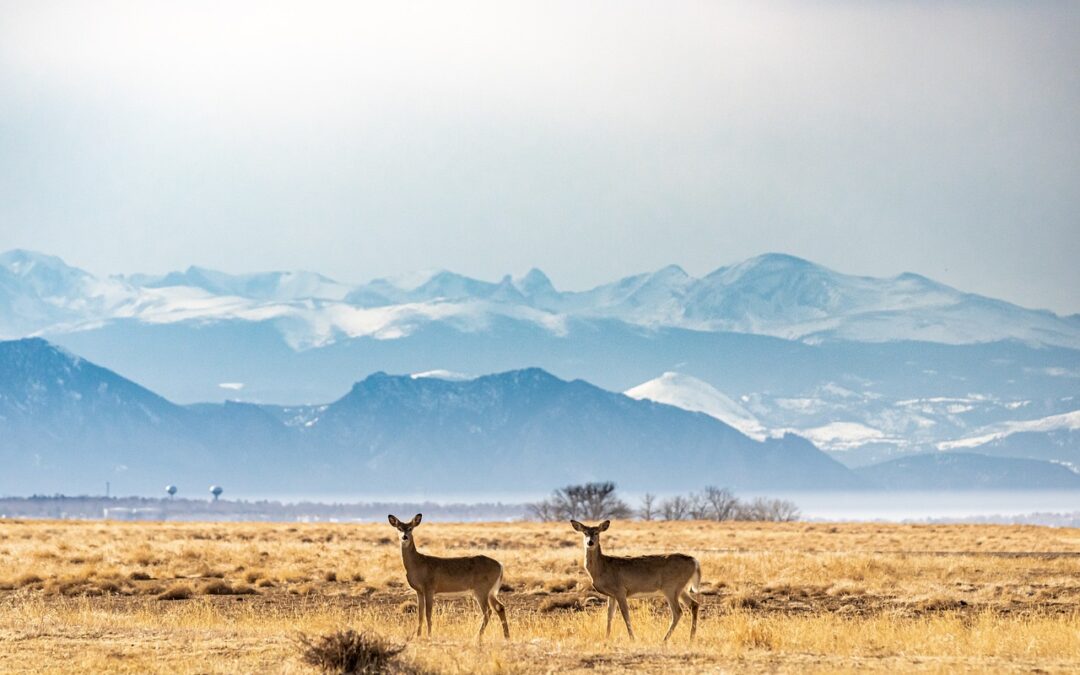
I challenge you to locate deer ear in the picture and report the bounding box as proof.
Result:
[410,513,422,527]
[599,520,611,532]
[570,520,585,532]
[388,514,401,528]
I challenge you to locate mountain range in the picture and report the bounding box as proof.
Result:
[4,249,1079,350]
[0,337,869,495]
[3,337,1076,497]
[1,249,1077,477]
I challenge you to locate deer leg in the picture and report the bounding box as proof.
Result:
[474,591,491,642]
[489,592,510,640]
[423,591,434,637]
[681,590,700,641]
[615,594,635,640]
[414,590,425,637]
[662,590,683,642]
[605,596,616,638]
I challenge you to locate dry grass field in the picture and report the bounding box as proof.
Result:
[0,519,1078,673]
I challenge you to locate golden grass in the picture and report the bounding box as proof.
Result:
[0,519,1077,673]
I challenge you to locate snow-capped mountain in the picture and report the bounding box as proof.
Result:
[624,372,767,440]
[124,266,353,302]
[0,338,866,495]
[4,249,1079,350]
[3,249,1076,468]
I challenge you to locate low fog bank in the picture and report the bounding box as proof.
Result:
[1,491,1077,527]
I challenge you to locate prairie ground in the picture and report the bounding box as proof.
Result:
[0,519,1078,673]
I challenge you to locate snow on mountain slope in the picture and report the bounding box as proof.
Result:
[625,372,767,440]
[125,266,353,301]
[0,250,135,337]
[938,410,1080,450]
[793,422,895,452]
[5,249,1080,350]
[411,369,475,381]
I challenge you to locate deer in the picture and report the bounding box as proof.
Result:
[387,514,510,642]
[570,519,701,641]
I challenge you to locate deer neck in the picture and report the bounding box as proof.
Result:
[401,538,422,570]
[584,541,606,576]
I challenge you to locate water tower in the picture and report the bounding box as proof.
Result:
[165,485,177,499]
[209,485,223,502]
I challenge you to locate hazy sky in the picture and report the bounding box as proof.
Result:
[1,1,1077,313]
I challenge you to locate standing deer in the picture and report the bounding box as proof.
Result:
[570,519,701,641]
[387,514,510,641]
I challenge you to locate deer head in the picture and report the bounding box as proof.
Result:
[388,513,422,544]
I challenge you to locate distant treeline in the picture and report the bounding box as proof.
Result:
[0,495,527,522]
[527,483,800,522]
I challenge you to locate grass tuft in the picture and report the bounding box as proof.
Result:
[157,583,194,601]
[297,629,408,674]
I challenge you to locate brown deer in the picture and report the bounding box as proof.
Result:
[387,514,510,641]
[570,519,701,641]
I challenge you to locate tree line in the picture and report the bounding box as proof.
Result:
[527,482,799,522]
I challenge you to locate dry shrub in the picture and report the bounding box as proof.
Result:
[350,572,365,582]
[544,578,577,593]
[324,571,338,582]
[297,629,408,675]
[256,578,275,588]
[43,575,111,597]
[291,583,318,596]
[826,580,865,597]
[398,600,416,614]
[726,590,761,610]
[539,596,582,613]
[914,596,968,612]
[202,581,257,596]
[15,573,43,588]
[158,584,194,601]
[129,571,152,581]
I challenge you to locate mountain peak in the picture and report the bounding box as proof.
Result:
[0,249,83,276]
[515,268,557,295]
[625,371,767,440]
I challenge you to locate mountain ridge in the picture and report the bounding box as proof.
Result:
[4,249,1078,350]
[0,338,866,495]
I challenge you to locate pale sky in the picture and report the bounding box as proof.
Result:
[1,1,1078,313]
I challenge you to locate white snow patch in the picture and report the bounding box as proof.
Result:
[938,409,1080,450]
[624,372,767,440]
[218,382,245,391]
[411,370,474,382]
[790,422,893,451]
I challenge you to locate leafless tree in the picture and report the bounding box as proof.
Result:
[660,495,690,520]
[638,493,658,521]
[527,482,631,522]
[687,492,710,520]
[734,497,800,522]
[703,486,739,521]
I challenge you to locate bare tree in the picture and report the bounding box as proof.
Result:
[703,486,738,521]
[527,482,631,522]
[526,499,557,522]
[764,498,800,522]
[734,497,799,522]
[660,495,689,521]
[687,492,710,520]
[638,493,657,521]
